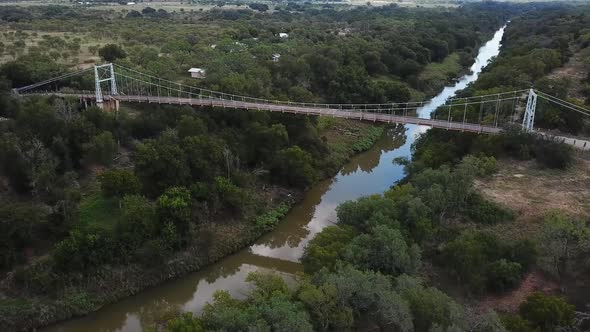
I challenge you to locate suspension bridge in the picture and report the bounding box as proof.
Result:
[11,63,590,140]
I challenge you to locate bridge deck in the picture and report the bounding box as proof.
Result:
[32,93,504,134]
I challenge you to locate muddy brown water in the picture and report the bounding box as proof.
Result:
[44,26,506,332]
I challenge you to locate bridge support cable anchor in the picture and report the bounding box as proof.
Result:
[522,88,537,131]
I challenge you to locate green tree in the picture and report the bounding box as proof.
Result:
[396,275,465,332]
[271,146,317,188]
[541,211,590,279]
[83,131,117,166]
[519,293,574,332]
[99,169,141,207]
[166,312,204,332]
[344,225,421,276]
[116,195,157,250]
[157,186,192,235]
[98,44,127,62]
[301,225,357,274]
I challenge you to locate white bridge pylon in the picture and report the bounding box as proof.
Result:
[522,88,537,131]
[94,63,118,104]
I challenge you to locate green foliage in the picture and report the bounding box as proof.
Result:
[166,312,204,332]
[350,126,384,153]
[0,203,47,269]
[500,314,537,332]
[54,227,117,272]
[465,193,514,224]
[253,203,290,232]
[98,44,126,62]
[540,211,590,278]
[533,137,574,170]
[271,146,317,188]
[98,168,140,203]
[441,231,529,293]
[396,275,465,332]
[519,293,575,332]
[83,131,118,166]
[486,259,523,292]
[117,195,157,251]
[157,187,192,235]
[344,225,421,276]
[301,225,357,274]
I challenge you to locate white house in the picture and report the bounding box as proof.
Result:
[278,33,289,38]
[272,53,281,62]
[188,68,206,79]
[126,2,136,5]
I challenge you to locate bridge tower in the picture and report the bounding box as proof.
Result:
[522,88,537,131]
[94,63,118,108]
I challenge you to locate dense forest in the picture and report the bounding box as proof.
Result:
[0,1,589,332]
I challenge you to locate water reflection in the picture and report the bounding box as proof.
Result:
[44,24,506,332]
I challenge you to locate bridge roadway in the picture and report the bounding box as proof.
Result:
[46,93,503,134]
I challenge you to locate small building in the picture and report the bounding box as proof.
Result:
[272,53,281,62]
[278,33,289,38]
[188,68,206,79]
[126,2,136,4]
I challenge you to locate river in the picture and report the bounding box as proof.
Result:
[45,25,506,332]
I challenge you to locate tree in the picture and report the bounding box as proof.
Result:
[248,3,269,12]
[99,169,141,207]
[301,225,357,274]
[83,131,117,166]
[270,146,317,188]
[157,186,192,235]
[541,211,590,279]
[0,203,46,269]
[166,313,204,331]
[98,44,127,62]
[397,275,465,332]
[117,195,156,250]
[344,225,421,276]
[141,6,156,15]
[519,292,574,332]
[134,136,190,197]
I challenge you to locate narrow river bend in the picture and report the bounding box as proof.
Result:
[46,25,506,332]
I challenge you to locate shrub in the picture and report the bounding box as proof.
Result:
[301,225,357,273]
[465,193,513,224]
[533,137,574,169]
[500,314,537,332]
[486,259,523,292]
[519,292,575,332]
[253,203,290,232]
[53,227,117,272]
[83,131,118,166]
[99,168,141,205]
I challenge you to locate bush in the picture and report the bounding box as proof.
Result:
[500,314,537,332]
[157,186,192,234]
[519,292,575,332]
[83,131,117,166]
[99,168,141,204]
[486,259,522,292]
[465,193,513,224]
[253,203,290,232]
[53,227,117,272]
[301,225,357,274]
[533,137,574,169]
